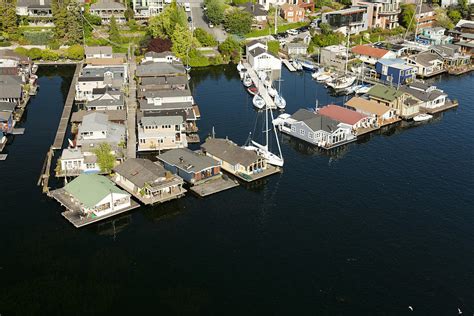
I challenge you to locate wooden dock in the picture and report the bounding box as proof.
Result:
[190,176,239,197]
[282,59,296,72]
[243,62,276,109]
[52,63,82,150]
[420,99,458,114]
[234,165,281,182]
[126,51,137,159]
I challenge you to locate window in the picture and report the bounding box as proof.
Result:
[291,126,296,132]
[308,132,313,139]
[299,129,305,136]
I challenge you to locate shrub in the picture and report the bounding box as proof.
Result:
[14,47,29,56]
[66,44,85,60]
[28,48,43,60]
[194,28,217,47]
[0,41,12,47]
[41,49,59,61]
[23,30,53,45]
[48,40,61,50]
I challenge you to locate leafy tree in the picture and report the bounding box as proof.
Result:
[435,8,454,30]
[224,9,253,35]
[458,0,468,15]
[148,0,187,38]
[66,44,84,60]
[171,24,199,59]
[315,0,332,9]
[41,49,60,61]
[14,47,29,56]
[28,48,42,60]
[65,0,83,45]
[1,0,18,38]
[52,0,68,42]
[109,15,121,43]
[205,0,225,24]
[340,0,352,6]
[124,8,135,21]
[400,4,416,31]
[447,9,462,24]
[147,37,173,52]
[94,143,115,173]
[311,30,344,47]
[218,36,241,63]
[194,28,217,47]
[319,22,332,35]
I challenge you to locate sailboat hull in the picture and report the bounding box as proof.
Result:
[247,142,284,167]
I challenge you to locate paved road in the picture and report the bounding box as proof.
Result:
[187,6,227,43]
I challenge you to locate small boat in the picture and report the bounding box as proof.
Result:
[344,84,364,95]
[326,75,357,90]
[413,113,433,122]
[185,65,191,72]
[253,94,266,109]
[236,62,244,72]
[299,60,315,71]
[247,85,258,95]
[31,64,38,74]
[274,94,286,109]
[315,72,332,82]
[239,68,247,80]
[292,60,303,71]
[267,86,277,97]
[243,75,253,87]
[355,84,371,94]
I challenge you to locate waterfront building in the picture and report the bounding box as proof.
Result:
[113,158,186,204]
[245,40,282,75]
[406,52,445,77]
[317,104,376,133]
[320,45,351,71]
[280,3,305,23]
[286,42,308,56]
[375,59,416,85]
[430,44,471,68]
[85,89,124,111]
[137,115,188,151]
[142,51,180,64]
[157,148,221,185]
[417,27,453,46]
[352,0,400,30]
[132,0,165,20]
[16,0,53,25]
[415,3,436,30]
[136,62,186,78]
[201,138,269,180]
[76,112,126,157]
[58,148,101,176]
[59,174,131,217]
[139,76,188,91]
[399,81,448,111]
[90,0,126,24]
[0,101,17,114]
[71,109,127,125]
[76,66,127,101]
[367,84,420,118]
[0,111,14,134]
[345,96,398,125]
[0,75,23,105]
[321,7,368,35]
[85,46,113,59]
[351,45,397,65]
[274,109,356,149]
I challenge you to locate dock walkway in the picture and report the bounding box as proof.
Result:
[126,52,137,159]
[420,100,458,114]
[190,176,239,197]
[282,59,296,72]
[52,63,82,150]
[243,62,276,109]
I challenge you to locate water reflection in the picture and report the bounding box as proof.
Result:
[92,214,132,238]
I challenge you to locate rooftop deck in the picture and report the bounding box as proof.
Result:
[234,165,282,182]
[113,178,187,205]
[50,188,141,228]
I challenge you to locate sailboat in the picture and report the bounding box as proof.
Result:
[237,61,244,72]
[292,59,303,71]
[267,85,277,97]
[243,73,253,87]
[273,78,286,109]
[327,34,357,90]
[243,104,284,167]
[253,94,266,109]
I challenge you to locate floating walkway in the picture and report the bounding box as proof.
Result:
[52,63,82,150]
[282,59,296,72]
[243,62,276,109]
[190,176,239,197]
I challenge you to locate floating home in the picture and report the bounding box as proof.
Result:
[345,97,400,127]
[157,148,239,197]
[274,109,356,149]
[201,138,280,182]
[316,104,377,136]
[113,158,186,205]
[50,174,139,228]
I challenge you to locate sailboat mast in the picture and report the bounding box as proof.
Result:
[265,100,269,148]
[345,34,350,74]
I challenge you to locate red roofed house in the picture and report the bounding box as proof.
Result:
[280,4,305,23]
[317,104,376,133]
[351,45,397,65]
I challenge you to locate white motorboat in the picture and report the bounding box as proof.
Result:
[355,84,371,94]
[311,68,323,79]
[316,72,332,82]
[299,60,315,71]
[185,65,191,72]
[253,94,266,109]
[326,75,357,90]
[239,68,247,80]
[292,60,303,71]
[243,74,253,87]
[413,113,433,122]
[274,94,286,109]
[236,62,244,72]
[267,86,277,97]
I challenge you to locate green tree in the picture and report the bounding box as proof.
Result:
[27,48,42,60]
[224,9,253,35]
[194,28,217,46]
[65,0,83,45]
[435,7,454,30]
[124,8,135,21]
[458,0,468,15]
[340,0,352,6]
[218,36,241,62]
[171,24,199,59]
[94,143,115,173]
[314,0,332,9]
[311,30,344,47]
[41,49,60,61]
[109,15,121,43]
[400,4,416,31]
[447,9,462,24]
[1,0,18,38]
[14,47,29,56]
[66,44,84,59]
[52,0,68,42]
[205,0,224,24]
[319,22,332,35]
[148,0,187,38]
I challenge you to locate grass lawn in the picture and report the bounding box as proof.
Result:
[245,21,309,38]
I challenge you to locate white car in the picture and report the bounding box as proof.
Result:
[286,29,298,36]
[208,22,214,28]
[184,2,191,11]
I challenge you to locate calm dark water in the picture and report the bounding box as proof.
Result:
[1,65,473,315]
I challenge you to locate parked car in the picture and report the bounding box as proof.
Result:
[298,26,309,32]
[188,16,192,22]
[286,29,299,36]
[278,32,288,38]
[208,22,214,28]
[184,2,191,11]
